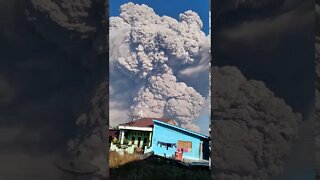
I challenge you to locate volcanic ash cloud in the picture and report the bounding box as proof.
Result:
[109,3,210,131]
[212,66,301,180]
[315,41,320,178]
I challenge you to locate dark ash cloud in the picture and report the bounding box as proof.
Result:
[212,66,301,180]
[0,0,108,179]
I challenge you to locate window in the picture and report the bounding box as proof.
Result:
[178,140,192,152]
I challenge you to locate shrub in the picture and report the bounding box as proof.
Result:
[112,137,118,144]
[123,139,129,145]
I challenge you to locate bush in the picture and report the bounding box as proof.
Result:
[112,137,118,144]
[123,139,129,145]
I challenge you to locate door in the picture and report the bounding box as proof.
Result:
[137,137,141,147]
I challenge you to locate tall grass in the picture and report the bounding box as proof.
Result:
[109,151,140,168]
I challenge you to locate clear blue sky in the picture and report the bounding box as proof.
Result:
[109,0,209,35]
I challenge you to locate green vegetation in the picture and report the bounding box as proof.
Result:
[123,138,129,145]
[112,137,118,144]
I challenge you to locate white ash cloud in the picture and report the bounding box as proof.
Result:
[109,3,210,132]
[109,101,131,128]
[130,87,166,118]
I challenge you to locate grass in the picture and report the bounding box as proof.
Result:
[109,151,210,180]
[109,151,141,168]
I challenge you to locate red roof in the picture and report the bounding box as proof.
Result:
[121,117,175,127]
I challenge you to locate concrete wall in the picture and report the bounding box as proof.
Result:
[110,142,135,154]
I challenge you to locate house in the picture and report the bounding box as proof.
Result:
[110,117,210,166]
[149,120,210,163]
[116,118,176,152]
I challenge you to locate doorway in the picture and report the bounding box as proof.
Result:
[137,137,141,147]
[131,137,135,145]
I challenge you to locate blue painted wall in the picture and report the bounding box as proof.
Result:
[151,120,209,161]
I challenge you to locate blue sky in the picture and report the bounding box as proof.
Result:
[109,0,209,35]
[110,0,210,135]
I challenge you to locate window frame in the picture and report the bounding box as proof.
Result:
[177,140,192,152]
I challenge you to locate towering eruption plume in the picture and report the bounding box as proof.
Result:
[109,3,210,131]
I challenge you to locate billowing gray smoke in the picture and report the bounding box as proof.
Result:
[26,0,109,179]
[25,1,305,180]
[67,81,108,178]
[212,66,301,180]
[27,0,107,54]
[315,37,320,178]
[109,3,210,131]
[316,4,320,178]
